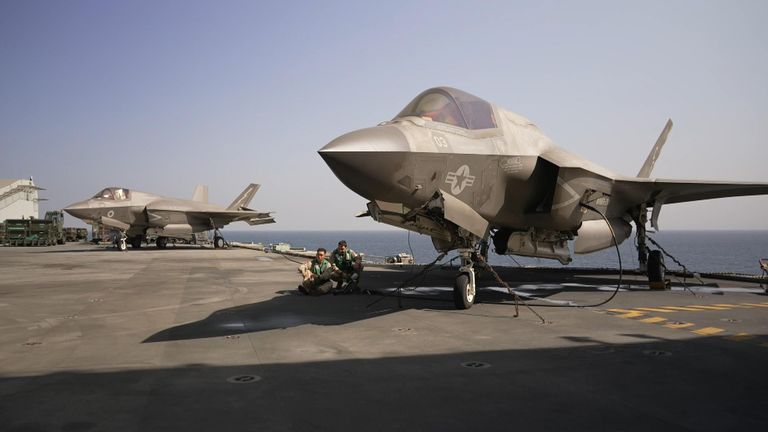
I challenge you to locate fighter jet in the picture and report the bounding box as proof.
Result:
[64,184,275,250]
[319,87,768,309]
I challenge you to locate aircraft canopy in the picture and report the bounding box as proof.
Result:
[395,87,497,130]
[92,187,131,201]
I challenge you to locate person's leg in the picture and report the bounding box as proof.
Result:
[298,276,315,294]
[312,279,334,295]
[330,270,343,290]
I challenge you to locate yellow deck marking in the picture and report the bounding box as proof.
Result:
[726,333,756,342]
[616,312,645,318]
[636,307,676,313]
[639,317,667,323]
[686,305,729,310]
[692,327,725,335]
[664,322,695,329]
[656,306,703,312]
[712,304,752,309]
[741,303,768,308]
[607,309,645,318]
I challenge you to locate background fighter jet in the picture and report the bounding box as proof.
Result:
[64,184,275,250]
[319,87,768,309]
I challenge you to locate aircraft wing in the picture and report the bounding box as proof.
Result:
[187,210,275,227]
[613,178,768,228]
[614,178,768,205]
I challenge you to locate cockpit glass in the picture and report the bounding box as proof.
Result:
[92,188,130,200]
[113,188,128,200]
[93,188,113,199]
[395,88,497,130]
[403,92,467,128]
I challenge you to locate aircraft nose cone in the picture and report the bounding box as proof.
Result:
[319,125,410,154]
[63,201,91,220]
[319,126,410,201]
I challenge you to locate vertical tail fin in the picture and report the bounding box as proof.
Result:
[227,184,260,210]
[637,119,673,178]
[192,185,209,203]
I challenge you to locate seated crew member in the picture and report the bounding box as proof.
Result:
[330,240,364,291]
[297,248,334,295]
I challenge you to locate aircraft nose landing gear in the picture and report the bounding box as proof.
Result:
[454,249,477,309]
[115,231,127,252]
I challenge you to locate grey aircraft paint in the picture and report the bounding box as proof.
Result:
[64,184,275,249]
[319,87,768,308]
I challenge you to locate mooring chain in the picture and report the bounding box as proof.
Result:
[476,255,547,324]
[397,252,448,292]
[366,252,447,308]
[646,236,705,292]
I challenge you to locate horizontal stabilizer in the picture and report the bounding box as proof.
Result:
[245,217,276,226]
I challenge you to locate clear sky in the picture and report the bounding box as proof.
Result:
[1,0,766,230]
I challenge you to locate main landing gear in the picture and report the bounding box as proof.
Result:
[647,249,665,283]
[129,236,143,249]
[635,208,666,285]
[156,236,168,249]
[213,228,228,249]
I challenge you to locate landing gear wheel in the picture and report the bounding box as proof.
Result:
[130,236,142,249]
[647,250,665,283]
[118,238,127,251]
[453,273,475,310]
[214,236,225,249]
[156,236,168,249]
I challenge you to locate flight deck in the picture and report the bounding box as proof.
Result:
[1,244,766,431]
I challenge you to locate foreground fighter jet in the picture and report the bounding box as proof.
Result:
[64,184,275,250]
[319,87,768,309]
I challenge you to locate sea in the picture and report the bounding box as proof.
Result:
[225,230,768,276]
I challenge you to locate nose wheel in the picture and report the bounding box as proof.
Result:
[114,231,127,252]
[453,249,477,309]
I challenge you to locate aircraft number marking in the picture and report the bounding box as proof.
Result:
[432,135,448,148]
[107,210,114,218]
[445,165,476,195]
[501,157,523,174]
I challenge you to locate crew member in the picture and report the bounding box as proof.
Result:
[330,240,364,291]
[298,248,334,295]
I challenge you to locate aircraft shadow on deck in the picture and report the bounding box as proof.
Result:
[143,267,671,343]
[141,292,444,343]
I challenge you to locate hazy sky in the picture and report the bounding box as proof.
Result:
[1,1,766,230]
